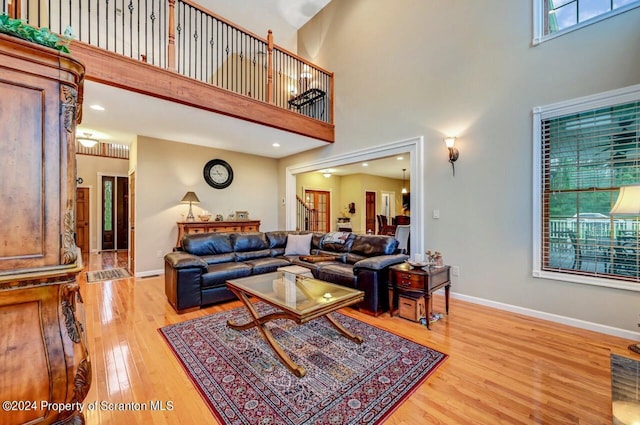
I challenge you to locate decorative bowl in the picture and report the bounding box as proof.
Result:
[198,215,211,221]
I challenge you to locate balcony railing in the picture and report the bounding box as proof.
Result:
[76,140,130,159]
[2,0,333,124]
[546,218,639,280]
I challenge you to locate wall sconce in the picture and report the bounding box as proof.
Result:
[180,191,200,222]
[444,137,459,176]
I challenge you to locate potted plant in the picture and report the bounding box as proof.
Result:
[0,14,72,52]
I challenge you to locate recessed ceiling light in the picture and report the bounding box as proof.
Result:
[89,104,105,111]
[397,156,404,160]
[272,142,280,147]
[362,163,368,167]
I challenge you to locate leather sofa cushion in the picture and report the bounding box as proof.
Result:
[201,253,235,265]
[317,263,356,288]
[265,231,289,249]
[346,253,368,265]
[236,249,271,262]
[201,262,252,289]
[320,232,356,252]
[232,232,268,252]
[245,257,290,274]
[182,232,233,256]
[351,235,398,256]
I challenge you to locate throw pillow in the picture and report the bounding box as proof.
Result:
[284,233,312,256]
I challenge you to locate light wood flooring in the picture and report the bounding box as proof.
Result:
[80,251,639,424]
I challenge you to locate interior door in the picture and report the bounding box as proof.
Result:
[365,191,376,234]
[116,176,129,250]
[128,171,135,275]
[75,187,90,254]
[102,176,115,250]
[304,190,330,232]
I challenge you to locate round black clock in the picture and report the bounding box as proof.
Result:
[203,159,233,189]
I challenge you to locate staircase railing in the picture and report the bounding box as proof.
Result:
[3,0,333,124]
[296,195,318,232]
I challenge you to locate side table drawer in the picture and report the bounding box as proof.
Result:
[395,272,423,291]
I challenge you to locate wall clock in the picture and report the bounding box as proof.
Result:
[203,159,233,189]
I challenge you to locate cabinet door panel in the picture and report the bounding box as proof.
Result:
[0,76,59,270]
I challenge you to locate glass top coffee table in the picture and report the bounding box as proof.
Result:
[226,271,364,377]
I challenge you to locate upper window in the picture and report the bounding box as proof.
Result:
[533,0,640,44]
[533,85,640,291]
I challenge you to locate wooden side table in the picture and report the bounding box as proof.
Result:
[388,263,451,329]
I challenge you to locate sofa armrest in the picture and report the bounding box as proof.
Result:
[353,254,409,272]
[164,252,208,270]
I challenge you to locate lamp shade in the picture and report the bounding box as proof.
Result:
[181,191,200,204]
[610,185,640,215]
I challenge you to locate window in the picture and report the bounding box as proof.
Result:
[533,0,640,44]
[533,85,640,290]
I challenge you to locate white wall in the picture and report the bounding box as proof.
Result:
[285,0,640,332]
[135,136,279,275]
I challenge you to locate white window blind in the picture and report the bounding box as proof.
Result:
[536,91,640,286]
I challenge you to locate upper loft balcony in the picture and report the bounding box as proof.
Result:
[1,0,334,152]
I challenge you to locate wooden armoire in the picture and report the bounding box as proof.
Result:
[0,34,91,424]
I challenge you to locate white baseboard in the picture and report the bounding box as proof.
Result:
[451,291,640,341]
[135,269,163,278]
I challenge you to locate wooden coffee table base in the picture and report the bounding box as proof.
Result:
[227,289,363,378]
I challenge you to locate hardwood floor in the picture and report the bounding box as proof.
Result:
[80,252,638,424]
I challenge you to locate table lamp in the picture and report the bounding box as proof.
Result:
[181,191,200,222]
[610,184,640,355]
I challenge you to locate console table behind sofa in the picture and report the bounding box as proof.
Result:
[176,220,261,248]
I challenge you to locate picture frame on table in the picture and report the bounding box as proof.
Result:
[235,211,249,220]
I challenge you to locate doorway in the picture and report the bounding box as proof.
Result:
[101,175,129,251]
[286,136,424,255]
[75,187,90,254]
[365,191,376,234]
[380,191,396,224]
[304,189,330,232]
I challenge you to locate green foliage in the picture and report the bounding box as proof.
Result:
[0,14,73,53]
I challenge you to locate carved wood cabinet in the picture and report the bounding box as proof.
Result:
[0,34,90,425]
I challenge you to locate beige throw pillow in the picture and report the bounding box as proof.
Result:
[284,233,312,256]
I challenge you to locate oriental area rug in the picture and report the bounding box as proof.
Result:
[86,267,131,283]
[159,303,447,425]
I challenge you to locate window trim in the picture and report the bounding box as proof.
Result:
[532,83,640,292]
[533,0,640,45]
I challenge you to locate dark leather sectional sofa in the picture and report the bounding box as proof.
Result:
[164,230,408,316]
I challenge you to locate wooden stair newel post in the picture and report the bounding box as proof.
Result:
[0,33,91,425]
[168,0,177,72]
[267,30,274,104]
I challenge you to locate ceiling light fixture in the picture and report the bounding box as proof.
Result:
[77,132,99,148]
[89,104,105,111]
